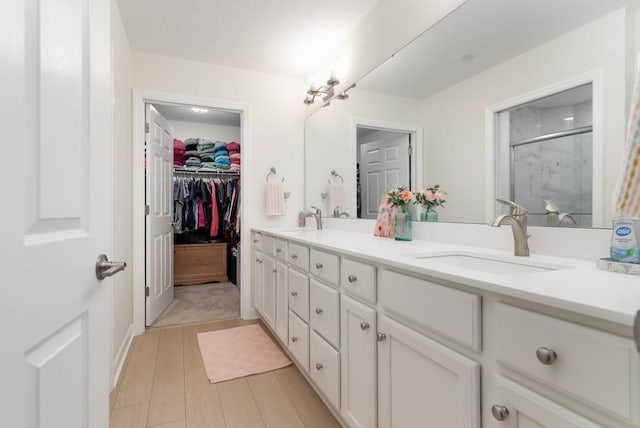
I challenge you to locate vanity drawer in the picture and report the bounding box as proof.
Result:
[288,242,310,271]
[252,231,263,251]
[310,329,340,410]
[261,235,275,256]
[310,249,339,286]
[288,310,309,372]
[274,239,288,261]
[288,268,309,322]
[309,279,340,348]
[495,303,639,423]
[378,269,481,351]
[340,258,376,304]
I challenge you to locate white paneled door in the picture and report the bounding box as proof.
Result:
[359,133,410,219]
[145,105,175,325]
[1,0,113,427]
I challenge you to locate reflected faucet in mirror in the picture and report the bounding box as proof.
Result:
[332,207,350,218]
[543,199,577,227]
[490,199,530,256]
[305,206,323,230]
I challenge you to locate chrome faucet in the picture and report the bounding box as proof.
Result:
[333,206,350,218]
[490,199,530,256]
[305,205,323,230]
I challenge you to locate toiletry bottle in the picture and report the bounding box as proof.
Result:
[298,211,306,227]
[610,218,640,263]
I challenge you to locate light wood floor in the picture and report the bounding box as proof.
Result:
[109,318,342,428]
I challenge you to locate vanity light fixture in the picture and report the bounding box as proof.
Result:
[564,116,574,121]
[303,72,341,105]
[191,107,208,113]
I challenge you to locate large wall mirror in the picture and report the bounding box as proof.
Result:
[304,0,639,228]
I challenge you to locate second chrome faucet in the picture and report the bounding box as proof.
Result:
[490,199,530,256]
[305,206,323,230]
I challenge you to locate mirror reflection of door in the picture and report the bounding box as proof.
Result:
[496,83,593,227]
[357,127,412,219]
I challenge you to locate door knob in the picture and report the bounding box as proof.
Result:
[315,363,323,370]
[291,254,298,259]
[276,248,282,253]
[360,322,370,331]
[291,291,298,297]
[315,262,323,269]
[291,336,298,342]
[377,332,386,342]
[491,405,509,421]
[348,274,357,283]
[315,307,323,315]
[95,254,127,280]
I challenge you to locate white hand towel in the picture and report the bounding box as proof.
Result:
[266,181,285,216]
[613,71,640,217]
[328,182,344,213]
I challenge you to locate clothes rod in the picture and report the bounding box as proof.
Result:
[174,168,240,176]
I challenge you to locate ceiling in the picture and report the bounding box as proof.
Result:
[117,0,379,78]
[152,103,241,127]
[357,0,632,99]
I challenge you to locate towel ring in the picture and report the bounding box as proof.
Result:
[266,166,284,183]
[328,169,344,184]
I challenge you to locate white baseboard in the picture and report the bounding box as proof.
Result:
[112,323,134,390]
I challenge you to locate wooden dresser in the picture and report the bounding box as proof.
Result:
[174,242,228,285]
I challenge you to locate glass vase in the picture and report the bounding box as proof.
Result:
[420,206,439,222]
[394,205,412,241]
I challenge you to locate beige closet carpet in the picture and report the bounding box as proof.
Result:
[152,282,240,327]
[197,324,292,383]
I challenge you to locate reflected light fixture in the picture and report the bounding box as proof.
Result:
[191,107,208,113]
[303,72,341,105]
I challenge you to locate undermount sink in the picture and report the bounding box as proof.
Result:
[413,252,570,275]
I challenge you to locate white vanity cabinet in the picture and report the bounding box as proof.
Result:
[261,254,276,329]
[341,295,377,428]
[377,314,481,428]
[274,260,288,343]
[253,252,264,314]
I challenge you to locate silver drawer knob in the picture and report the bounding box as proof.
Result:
[276,248,282,253]
[348,274,357,283]
[360,322,370,331]
[291,336,298,343]
[315,262,323,269]
[253,239,258,243]
[255,257,260,262]
[315,363,323,370]
[536,347,557,365]
[491,405,509,421]
[272,269,277,273]
[315,307,323,315]
[291,254,298,259]
[291,291,298,297]
[377,332,386,342]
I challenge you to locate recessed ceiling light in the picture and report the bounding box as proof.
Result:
[564,116,574,121]
[461,54,475,61]
[191,107,208,113]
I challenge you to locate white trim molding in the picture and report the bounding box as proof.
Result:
[485,70,603,226]
[112,324,133,390]
[131,89,252,336]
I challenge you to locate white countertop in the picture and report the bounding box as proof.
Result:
[253,227,640,327]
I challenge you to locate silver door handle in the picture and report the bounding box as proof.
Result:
[95,254,127,280]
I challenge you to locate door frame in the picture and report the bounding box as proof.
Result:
[352,117,423,196]
[132,89,253,335]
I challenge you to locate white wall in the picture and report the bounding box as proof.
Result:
[420,8,631,226]
[111,0,133,382]
[170,120,240,143]
[133,52,306,227]
[306,88,421,215]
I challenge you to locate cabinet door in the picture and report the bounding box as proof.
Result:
[490,376,602,428]
[262,255,276,329]
[275,260,289,343]
[341,295,376,428]
[254,252,264,315]
[378,315,480,428]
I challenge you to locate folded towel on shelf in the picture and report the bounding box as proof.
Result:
[229,164,240,172]
[329,182,344,213]
[185,150,199,157]
[213,141,227,152]
[201,162,216,169]
[266,181,285,216]
[214,154,230,162]
[184,138,198,150]
[173,139,185,151]
[226,142,240,152]
[613,70,640,217]
[229,153,241,160]
[185,157,202,168]
[213,162,231,169]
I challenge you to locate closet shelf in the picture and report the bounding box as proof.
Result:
[174,167,240,176]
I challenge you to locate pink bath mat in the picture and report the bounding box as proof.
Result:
[197,324,292,383]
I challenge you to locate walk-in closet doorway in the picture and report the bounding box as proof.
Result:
[131,91,254,336]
